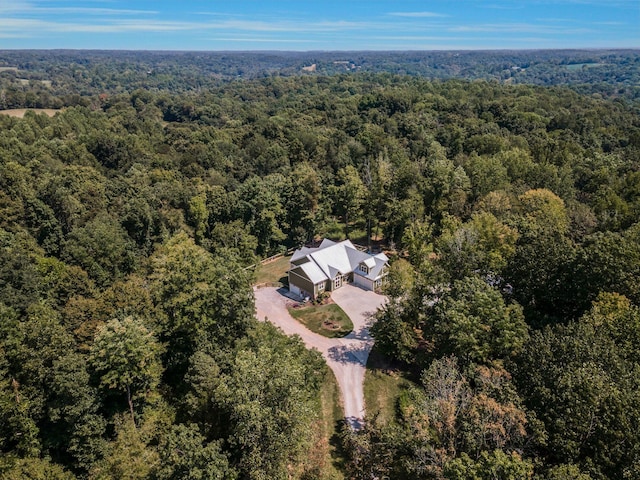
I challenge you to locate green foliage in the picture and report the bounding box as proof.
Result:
[184,323,327,480]
[89,317,162,420]
[0,456,76,480]
[218,323,326,480]
[155,423,236,480]
[332,165,366,237]
[89,414,160,480]
[342,357,535,479]
[373,276,528,369]
[61,213,136,287]
[149,232,255,378]
[514,294,640,478]
[430,277,528,366]
[0,60,639,478]
[444,450,534,480]
[437,212,518,280]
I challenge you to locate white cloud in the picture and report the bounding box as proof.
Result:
[207,37,319,43]
[34,7,158,15]
[389,11,449,18]
[448,23,594,34]
[0,15,382,36]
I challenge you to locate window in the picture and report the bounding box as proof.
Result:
[317,282,325,292]
[360,264,369,274]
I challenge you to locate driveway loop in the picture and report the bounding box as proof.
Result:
[254,284,387,429]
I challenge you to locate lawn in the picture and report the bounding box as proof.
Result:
[311,372,346,479]
[254,255,291,286]
[288,303,353,338]
[364,348,415,425]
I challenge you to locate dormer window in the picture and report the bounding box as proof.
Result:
[360,264,369,274]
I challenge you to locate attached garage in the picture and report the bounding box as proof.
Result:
[353,274,374,290]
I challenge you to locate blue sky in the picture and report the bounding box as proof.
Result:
[0,0,638,50]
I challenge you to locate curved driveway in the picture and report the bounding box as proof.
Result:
[254,284,387,428]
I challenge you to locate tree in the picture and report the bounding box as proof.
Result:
[45,351,107,472]
[149,232,255,379]
[155,423,236,480]
[382,258,416,299]
[341,357,535,479]
[89,414,160,480]
[0,456,76,480]
[514,297,640,478]
[437,212,518,281]
[573,224,640,310]
[333,165,365,237]
[187,190,209,246]
[89,317,162,423]
[428,277,528,366]
[443,450,534,480]
[212,323,326,480]
[506,189,576,321]
[209,220,258,266]
[286,162,321,246]
[61,213,136,287]
[237,175,287,256]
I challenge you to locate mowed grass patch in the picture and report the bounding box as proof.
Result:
[303,372,345,479]
[288,303,353,338]
[254,255,291,286]
[364,348,415,425]
[0,108,61,118]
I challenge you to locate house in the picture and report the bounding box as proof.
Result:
[288,239,389,299]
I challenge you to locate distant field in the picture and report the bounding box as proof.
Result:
[0,108,61,118]
[0,67,19,72]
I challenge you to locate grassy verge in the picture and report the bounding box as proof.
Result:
[254,255,291,286]
[364,348,415,425]
[312,372,346,479]
[288,303,353,338]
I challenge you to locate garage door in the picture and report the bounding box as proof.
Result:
[290,283,301,296]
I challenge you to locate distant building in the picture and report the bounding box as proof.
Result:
[288,239,389,299]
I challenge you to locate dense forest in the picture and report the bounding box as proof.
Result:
[1,49,639,104]
[1,51,640,479]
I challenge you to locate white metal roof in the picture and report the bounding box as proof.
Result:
[363,257,376,268]
[290,239,389,284]
[298,261,328,284]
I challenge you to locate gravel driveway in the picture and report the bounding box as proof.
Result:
[254,284,387,428]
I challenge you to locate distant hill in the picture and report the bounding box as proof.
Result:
[0,49,639,107]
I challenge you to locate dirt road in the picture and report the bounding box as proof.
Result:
[254,284,386,428]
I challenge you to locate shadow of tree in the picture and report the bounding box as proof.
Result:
[344,415,364,430]
[327,343,372,366]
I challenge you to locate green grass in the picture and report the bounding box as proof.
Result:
[364,348,415,425]
[254,255,291,286]
[288,303,353,338]
[314,372,346,479]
